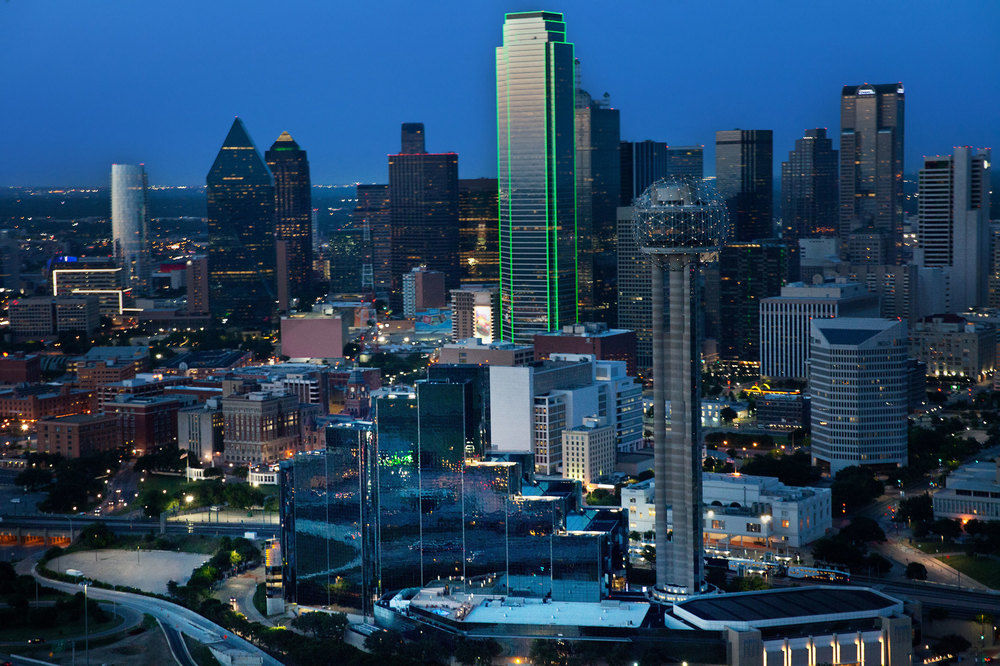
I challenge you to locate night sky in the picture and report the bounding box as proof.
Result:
[3,0,997,186]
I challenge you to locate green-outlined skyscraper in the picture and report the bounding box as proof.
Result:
[496,11,578,342]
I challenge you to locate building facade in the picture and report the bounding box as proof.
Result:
[222,391,301,465]
[265,131,313,311]
[497,11,578,342]
[562,416,615,484]
[533,322,638,377]
[450,285,499,343]
[36,413,121,458]
[619,140,668,206]
[910,314,996,380]
[715,129,773,242]
[458,178,499,285]
[665,146,704,180]
[780,129,837,241]
[401,266,446,317]
[354,184,391,295]
[111,164,150,293]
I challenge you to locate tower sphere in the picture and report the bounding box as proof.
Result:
[634,177,731,258]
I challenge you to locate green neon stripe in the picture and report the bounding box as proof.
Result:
[570,44,578,325]
[545,42,554,331]
[503,44,514,341]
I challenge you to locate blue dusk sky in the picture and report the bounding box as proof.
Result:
[2,0,997,186]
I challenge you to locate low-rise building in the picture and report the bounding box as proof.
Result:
[755,392,810,430]
[101,394,194,455]
[910,313,996,380]
[0,352,41,384]
[562,416,615,484]
[280,312,350,359]
[157,349,253,379]
[222,391,300,465]
[36,413,121,458]
[932,460,1000,522]
[438,338,534,366]
[8,296,100,338]
[621,473,832,548]
[0,384,93,427]
[534,323,639,377]
[177,399,224,465]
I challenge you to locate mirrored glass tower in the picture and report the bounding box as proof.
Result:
[111,163,150,293]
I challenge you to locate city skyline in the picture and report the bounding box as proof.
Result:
[2,1,997,186]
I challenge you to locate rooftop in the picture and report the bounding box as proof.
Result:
[159,349,249,370]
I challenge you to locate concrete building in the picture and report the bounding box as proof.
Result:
[932,459,1000,522]
[838,262,948,323]
[534,322,638,377]
[759,280,879,380]
[438,338,534,366]
[910,314,996,380]
[36,413,121,458]
[111,164,150,292]
[916,147,991,311]
[450,284,499,343]
[280,312,350,359]
[185,255,209,316]
[401,266,447,318]
[178,399,224,465]
[562,416,615,484]
[809,318,908,473]
[222,391,300,465]
[96,372,190,406]
[8,296,100,338]
[50,257,125,315]
[622,473,832,548]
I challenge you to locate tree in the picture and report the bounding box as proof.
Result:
[831,466,882,514]
[79,521,115,549]
[291,611,348,642]
[839,516,885,545]
[529,639,569,666]
[364,630,406,661]
[719,406,738,424]
[454,638,502,666]
[933,634,971,656]
[929,518,963,541]
[897,493,933,525]
[641,545,656,564]
[905,562,928,580]
[15,467,52,491]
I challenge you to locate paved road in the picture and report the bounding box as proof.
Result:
[30,563,280,666]
[0,600,143,648]
[160,619,197,666]
[0,514,278,539]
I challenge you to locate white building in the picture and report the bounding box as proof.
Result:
[809,318,908,474]
[621,473,832,548]
[562,416,615,484]
[111,164,150,292]
[932,460,1000,521]
[916,147,991,312]
[177,398,223,464]
[759,280,879,380]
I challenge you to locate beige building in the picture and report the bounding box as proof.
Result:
[910,313,996,380]
[437,338,534,366]
[222,391,300,465]
[562,416,615,484]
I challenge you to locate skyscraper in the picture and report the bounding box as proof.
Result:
[619,140,668,206]
[111,163,150,293]
[206,117,276,326]
[781,128,838,241]
[388,123,460,311]
[715,129,773,242]
[665,146,704,180]
[839,83,905,259]
[575,85,620,322]
[354,184,390,295]
[265,132,313,311]
[497,11,578,342]
[458,178,499,285]
[917,147,991,311]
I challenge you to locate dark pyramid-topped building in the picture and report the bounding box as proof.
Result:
[265,131,313,312]
[206,117,277,326]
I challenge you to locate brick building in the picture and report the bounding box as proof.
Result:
[36,414,121,458]
[100,394,195,455]
[0,352,41,384]
[533,323,638,377]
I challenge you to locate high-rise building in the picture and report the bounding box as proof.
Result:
[665,146,704,180]
[809,318,908,474]
[780,129,838,241]
[450,284,500,343]
[185,255,209,316]
[619,140,668,206]
[388,123,460,310]
[206,118,277,326]
[839,83,905,259]
[575,86,620,321]
[715,129,773,242]
[497,11,578,342]
[916,147,991,311]
[401,266,446,317]
[458,178,499,285]
[265,132,313,311]
[759,280,879,380]
[51,256,125,315]
[111,164,150,293]
[991,223,1000,308]
[353,184,390,295]
[717,240,798,362]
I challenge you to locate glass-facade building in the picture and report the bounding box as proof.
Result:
[715,129,773,242]
[353,184,390,295]
[497,11,578,342]
[781,128,838,241]
[206,118,276,326]
[280,376,623,614]
[110,163,150,294]
[458,178,499,285]
[265,132,313,310]
[619,140,668,207]
[665,146,704,180]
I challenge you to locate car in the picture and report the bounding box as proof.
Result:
[27,637,46,644]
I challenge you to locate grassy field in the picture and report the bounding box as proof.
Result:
[0,611,123,644]
[937,554,1000,589]
[184,634,222,666]
[914,540,961,554]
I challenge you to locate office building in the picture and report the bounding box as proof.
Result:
[458,178,499,285]
[279,312,350,359]
[664,145,703,179]
[222,391,300,465]
[497,11,578,342]
[837,262,943,323]
[101,394,194,455]
[575,86,620,320]
[839,83,905,260]
[622,472,831,548]
[111,164,150,293]
[717,240,797,362]
[616,204,666,368]
[437,338,534,366]
[206,117,276,326]
[450,284,499,343]
[51,257,125,315]
[177,399,224,465]
[780,129,837,241]
[932,459,1000,521]
[990,224,1000,308]
[533,322,638,377]
[619,140,668,206]
[36,413,121,459]
[910,314,996,380]
[185,255,209,316]
[9,296,100,338]
[562,416,615,484]
[715,129,773,241]
[265,131,313,311]
[756,392,810,430]
[401,266,446,317]
[916,147,991,311]
[0,352,41,385]
[759,280,879,380]
[809,318,908,473]
[388,123,460,308]
[633,178,730,600]
[354,184,390,295]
